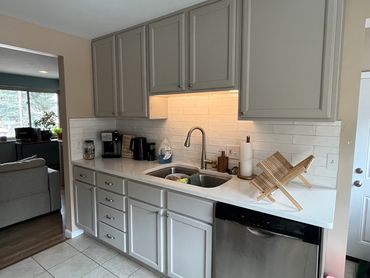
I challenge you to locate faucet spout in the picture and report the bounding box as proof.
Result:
[184,127,211,169]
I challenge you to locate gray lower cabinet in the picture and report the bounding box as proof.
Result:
[167,212,212,278]
[189,0,237,90]
[128,198,164,272]
[239,0,343,120]
[116,26,148,117]
[149,13,186,94]
[74,181,97,236]
[92,36,118,117]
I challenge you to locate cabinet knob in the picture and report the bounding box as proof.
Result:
[240,111,245,116]
[106,234,115,240]
[79,174,87,178]
[166,212,170,217]
[105,197,114,202]
[106,215,115,220]
[353,180,363,187]
[178,84,182,89]
[105,181,114,186]
[189,82,193,88]
[355,168,364,174]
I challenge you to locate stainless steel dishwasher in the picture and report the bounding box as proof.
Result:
[214,202,321,278]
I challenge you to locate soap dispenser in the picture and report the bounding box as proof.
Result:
[217,151,229,173]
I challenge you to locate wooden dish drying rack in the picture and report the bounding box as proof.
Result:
[250,152,314,211]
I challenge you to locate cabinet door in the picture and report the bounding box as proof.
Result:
[116,26,148,117]
[74,181,97,236]
[167,212,212,278]
[189,0,237,90]
[239,0,342,120]
[92,36,118,117]
[149,13,186,94]
[128,199,164,272]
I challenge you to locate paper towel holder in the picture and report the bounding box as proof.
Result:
[237,162,257,180]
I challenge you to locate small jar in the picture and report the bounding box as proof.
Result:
[83,140,95,160]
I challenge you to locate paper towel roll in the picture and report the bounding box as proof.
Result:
[240,159,253,176]
[240,139,253,176]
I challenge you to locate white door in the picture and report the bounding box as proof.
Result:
[127,199,164,272]
[167,212,212,278]
[347,72,370,261]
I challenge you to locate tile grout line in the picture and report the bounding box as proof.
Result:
[31,257,55,278]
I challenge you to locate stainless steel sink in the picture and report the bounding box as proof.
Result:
[146,166,231,188]
[147,166,199,178]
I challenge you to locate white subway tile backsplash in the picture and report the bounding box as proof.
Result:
[293,135,340,147]
[69,94,341,188]
[273,125,315,135]
[69,118,116,160]
[315,125,341,137]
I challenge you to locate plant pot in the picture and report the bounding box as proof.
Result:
[40,130,53,141]
[57,133,62,140]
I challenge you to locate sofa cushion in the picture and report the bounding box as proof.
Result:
[0,166,48,202]
[0,158,45,173]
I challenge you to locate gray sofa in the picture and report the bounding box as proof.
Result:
[0,158,61,228]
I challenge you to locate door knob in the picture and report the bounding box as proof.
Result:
[355,168,364,174]
[353,180,363,187]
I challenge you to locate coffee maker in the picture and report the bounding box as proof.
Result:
[101,130,122,158]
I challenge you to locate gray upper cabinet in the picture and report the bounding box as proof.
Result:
[149,13,186,94]
[75,181,97,236]
[189,0,237,90]
[239,0,343,120]
[116,26,148,117]
[92,36,118,117]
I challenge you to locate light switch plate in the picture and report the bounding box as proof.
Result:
[226,145,240,159]
[327,154,339,170]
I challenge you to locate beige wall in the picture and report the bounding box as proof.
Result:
[364,28,370,70]
[324,1,370,277]
[0,15,95,233]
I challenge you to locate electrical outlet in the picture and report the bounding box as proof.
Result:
[327,154,339,170]
[226,144,240,159]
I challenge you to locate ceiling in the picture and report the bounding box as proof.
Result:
[0,0,206,39]
[0,47,59,79]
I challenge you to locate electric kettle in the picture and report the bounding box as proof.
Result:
[130,137,147,160]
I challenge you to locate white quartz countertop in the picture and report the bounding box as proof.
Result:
[73,157,336,229]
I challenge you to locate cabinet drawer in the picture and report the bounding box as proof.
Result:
[98,221,126,252]
[127,181,165,207]
[97,172,126,195]
[167,191,214,224]
[98,203,126,232]
[97,188,126,211]
[74,166,95,185]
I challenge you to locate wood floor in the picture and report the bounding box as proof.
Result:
[0,211,65,269]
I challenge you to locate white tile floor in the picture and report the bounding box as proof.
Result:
[0,234,161,278]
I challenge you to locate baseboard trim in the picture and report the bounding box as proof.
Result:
[64,228,84,239]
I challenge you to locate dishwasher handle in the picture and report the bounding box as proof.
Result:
[246,226,300,241]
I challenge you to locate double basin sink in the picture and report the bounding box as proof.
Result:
[146,165,231,188]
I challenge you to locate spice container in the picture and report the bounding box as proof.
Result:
[83,140,95,160]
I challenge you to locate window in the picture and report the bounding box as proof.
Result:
[0,89,59,138]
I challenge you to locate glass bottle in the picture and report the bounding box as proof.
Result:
[83,140,95,160]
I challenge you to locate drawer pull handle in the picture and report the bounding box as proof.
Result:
[106,234,115,240]
[106,215,115,220]
[105,197,114,202]
[105,181,114,186]
[79,174,87,178]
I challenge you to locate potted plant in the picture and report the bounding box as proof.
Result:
[33,111,57,141]
[53,127,63,140]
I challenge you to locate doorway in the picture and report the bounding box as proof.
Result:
[0,44,66,269]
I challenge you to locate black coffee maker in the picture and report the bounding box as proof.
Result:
[130,137,147,160]
[101,130,122,158]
